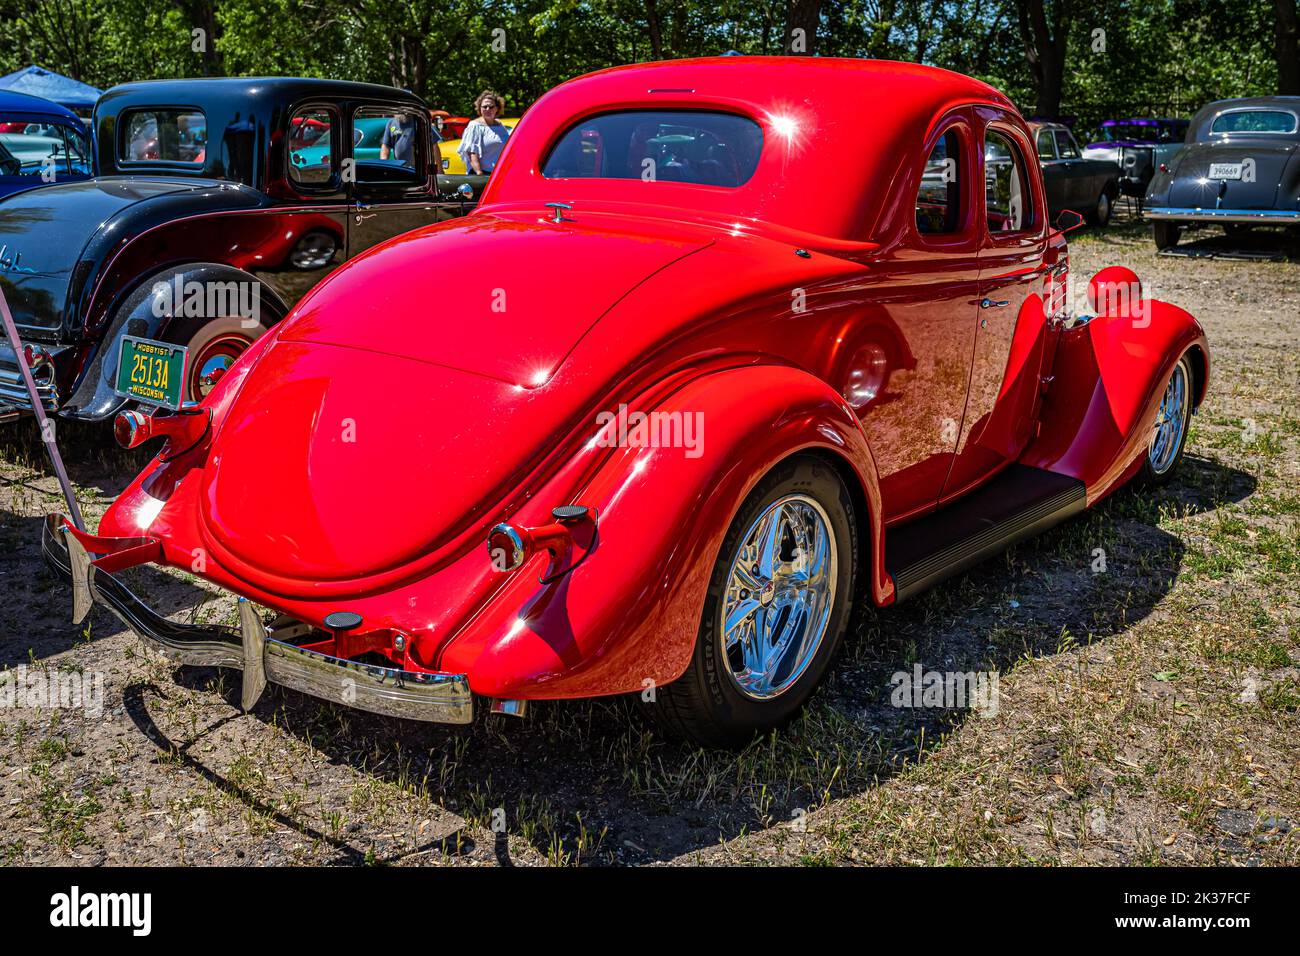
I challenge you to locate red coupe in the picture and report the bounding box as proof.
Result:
[45,58,1208,747]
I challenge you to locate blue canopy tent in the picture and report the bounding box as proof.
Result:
[0,66,102,112]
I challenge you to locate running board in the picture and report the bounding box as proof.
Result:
[886,465,1086,603]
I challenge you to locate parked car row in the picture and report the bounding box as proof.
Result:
[0,78,484,421]
[1,58,1208,747]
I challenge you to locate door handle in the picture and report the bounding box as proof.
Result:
[980,298,1010,309]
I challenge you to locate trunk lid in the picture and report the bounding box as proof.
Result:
[200,213,710,589]
[1168,141,1296,208]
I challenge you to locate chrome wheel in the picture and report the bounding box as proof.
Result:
[289,231,337,270]
[188,333,250,401]
[720,494,838,700]
[1149,359,1189,475]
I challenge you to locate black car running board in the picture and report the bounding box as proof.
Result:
[885,464,1087,603]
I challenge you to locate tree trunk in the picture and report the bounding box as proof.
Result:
[645,0,664,60]
[784,0,821,54]
[1277,0,1300,94]
[175,0,224,76]
[1016,0,1070,118]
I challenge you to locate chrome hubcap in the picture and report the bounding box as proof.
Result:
[1149,361,1188,474]
[290,233,337,269]
[720,494,837,700]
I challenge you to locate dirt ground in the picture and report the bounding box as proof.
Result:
[1,210,1296,866]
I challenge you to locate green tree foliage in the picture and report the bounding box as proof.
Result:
[0,0,1284,132]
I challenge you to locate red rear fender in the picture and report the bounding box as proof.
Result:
[436,363,889,699]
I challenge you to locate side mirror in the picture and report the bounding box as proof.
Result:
[1054,209,1086,234]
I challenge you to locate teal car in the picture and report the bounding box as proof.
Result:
[289,115,434,176]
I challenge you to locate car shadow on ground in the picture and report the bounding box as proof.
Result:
[0,417,214,667]
[0,506,214,668]
[1160,226,1300,262]
[113,454,1255,866]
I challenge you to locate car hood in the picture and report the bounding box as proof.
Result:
[1167,141,1298,208]
[198,212,711,588]
[0,178,214,338]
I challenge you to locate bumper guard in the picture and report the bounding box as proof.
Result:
[42,514,472,724]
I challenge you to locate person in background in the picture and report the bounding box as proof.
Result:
[459,90,511,174]
[380,111,418,167]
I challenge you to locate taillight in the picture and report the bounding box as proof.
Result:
[114,407,211,458]
[1159,163,1169,173]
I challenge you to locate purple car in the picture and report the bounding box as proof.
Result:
[1082,117,1189,198]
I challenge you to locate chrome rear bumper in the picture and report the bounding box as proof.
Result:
[41,514,472,724]
[1145,207,1300,225]
[0,342,60,417]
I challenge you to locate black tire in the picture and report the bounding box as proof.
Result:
[1138,353,1194,487]
[651,454,858,748]
[1086,188,1113,227]
[1153,221,1181,250]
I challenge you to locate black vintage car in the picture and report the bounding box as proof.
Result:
[0,77,483,423]
[1145,95,1300,249]
[1025,122,1121,226]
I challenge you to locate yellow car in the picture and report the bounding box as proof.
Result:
[439,118,520,174]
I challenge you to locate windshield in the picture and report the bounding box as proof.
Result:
[542,110,763,187]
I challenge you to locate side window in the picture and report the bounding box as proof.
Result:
[1054,130,1080,159]
[915,129,961,235]
[984,130,1032,233]
[60,126,91,175]
[121,110,205,164]
[354,106,423,185]
[288,108,335,186]
[0,126,59,179]
[1036,130,1056,161]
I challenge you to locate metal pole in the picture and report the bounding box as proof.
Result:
[0,285,85,530]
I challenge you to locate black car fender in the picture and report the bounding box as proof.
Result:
[61,262,288,421]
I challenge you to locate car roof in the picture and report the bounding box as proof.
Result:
[1188,95,1300,140]
[1102,117,1187,125]
[487,56,1019,243]
[98,77,427,113]
[0,89,84,126]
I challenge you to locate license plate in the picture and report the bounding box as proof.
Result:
[1208,162,1242,180]
[114,336,188,410]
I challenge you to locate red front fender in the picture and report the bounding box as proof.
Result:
[1022,293,1209,503]
[437,364,889,699]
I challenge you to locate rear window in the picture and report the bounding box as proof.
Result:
[541,110,763,187]
[1210,110,1297,135]
[121,109,206,164]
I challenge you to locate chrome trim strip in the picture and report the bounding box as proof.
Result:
[1145,207,1300,224]
[42,515,473,724]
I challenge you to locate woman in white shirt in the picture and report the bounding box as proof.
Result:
[459,90,512,174]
